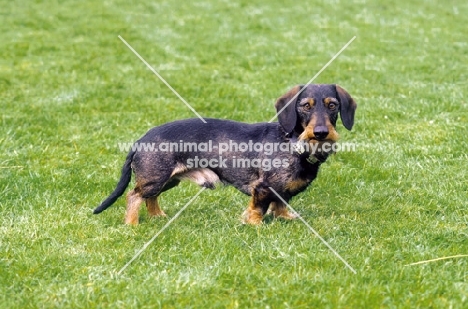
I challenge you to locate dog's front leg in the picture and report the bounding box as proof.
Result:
[269,201,298,220]
[242,185,272,225]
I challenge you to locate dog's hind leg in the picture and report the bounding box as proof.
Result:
[145,178,181,218]
[125,188,144,225]
[136,169,182,223]
[146,196,166,218]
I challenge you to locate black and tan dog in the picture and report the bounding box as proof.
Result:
[94,84,356,225]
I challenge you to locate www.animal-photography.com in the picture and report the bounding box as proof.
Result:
[1,1,467,308]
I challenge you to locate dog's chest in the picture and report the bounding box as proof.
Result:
[284,177,312,194]
[281,161,320,195]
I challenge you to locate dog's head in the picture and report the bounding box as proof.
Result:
[275,84,356,162]
[275,84,356,142]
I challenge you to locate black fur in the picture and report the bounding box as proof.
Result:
[93,150,135,214]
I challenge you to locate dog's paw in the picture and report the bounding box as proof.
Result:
[148,210,167,218]
[242,209,263,225]
[273,208,299,220]
[124,217,139,225]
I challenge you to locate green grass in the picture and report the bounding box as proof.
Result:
[1,0,468,307]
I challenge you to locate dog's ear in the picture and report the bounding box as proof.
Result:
[275,85,303,134]
[335,84,357,130]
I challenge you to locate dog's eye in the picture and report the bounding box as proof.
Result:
[328,103,337,110]
[300,99,314,110]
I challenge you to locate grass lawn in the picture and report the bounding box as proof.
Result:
[1,0,468,307]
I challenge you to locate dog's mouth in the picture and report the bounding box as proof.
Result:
[292,138,336,162]
[293,128,340,164]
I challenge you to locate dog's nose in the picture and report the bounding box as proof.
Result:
[313,126,329,140]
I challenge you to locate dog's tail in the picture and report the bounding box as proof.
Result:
[93,150,135,214]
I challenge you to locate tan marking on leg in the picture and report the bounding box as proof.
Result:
[125,189,143,225]
[242,197,264,225]
[269,201,298,220]
[146,196,166,218]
